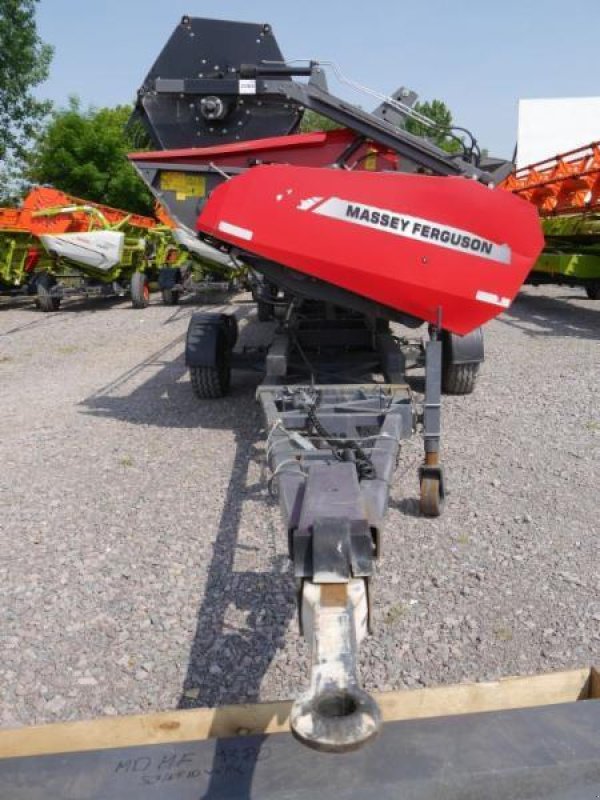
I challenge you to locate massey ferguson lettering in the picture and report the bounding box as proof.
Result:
[346,204,494,255]
[309,197,511,264]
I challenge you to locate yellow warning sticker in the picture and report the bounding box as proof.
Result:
[363,148,378,171]
[160,172,206,201]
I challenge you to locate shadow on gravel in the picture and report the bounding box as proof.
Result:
[0,295,128,337]
[80,309,297,797]
[177,423,296,800]
[176,407,295,712]
[80,306,257,428]
[388,496,421,517]
[499,292,600,340]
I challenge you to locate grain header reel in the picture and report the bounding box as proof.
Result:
[503,142,600,299]
[129,16,544,752]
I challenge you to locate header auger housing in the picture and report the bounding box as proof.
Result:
[132,18,302,150]
[130,16,544,752]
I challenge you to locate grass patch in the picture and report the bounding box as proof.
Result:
[494,625,513,642]
[384,603,408,625]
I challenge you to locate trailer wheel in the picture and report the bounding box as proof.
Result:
[130,271,150,308]
[585,282,599,300]
[36,274,61,312]
[442,362,479,395]
[420,476,442,517]
[190,360,231,399]
[257,299,272,322]
[161,287,180,306]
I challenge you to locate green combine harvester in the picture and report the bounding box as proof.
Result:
[0,208,48,297]
[0,187,243,309]
[533,214,600,299]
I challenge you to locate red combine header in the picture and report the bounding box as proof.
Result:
[129,16,544,752]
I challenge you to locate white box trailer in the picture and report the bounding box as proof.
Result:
[517,96,600,168]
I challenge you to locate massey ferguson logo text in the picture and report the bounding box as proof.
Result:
[299,197,510,264]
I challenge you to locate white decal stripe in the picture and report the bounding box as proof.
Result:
[475,290,511,308]
[311,197,511,265]
[218,220,253,241]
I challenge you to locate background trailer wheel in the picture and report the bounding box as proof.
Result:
[254,280,279,321]
[161,287,181,306]
[257,299,272,322]
[35,273,61,312]
[158,267,182,306]
[585,281,599,300]
[130,271,150,308]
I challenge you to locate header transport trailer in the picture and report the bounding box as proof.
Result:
[129,17,543,752]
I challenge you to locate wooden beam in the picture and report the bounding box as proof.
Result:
[0,667,593,760]
[379,666,592,723]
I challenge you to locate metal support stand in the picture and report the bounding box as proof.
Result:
[419,333,445,516]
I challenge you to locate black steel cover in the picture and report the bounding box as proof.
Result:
[132,17,302,149]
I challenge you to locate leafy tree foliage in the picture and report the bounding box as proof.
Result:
[299,101,471,158]
[28,100,154,215]
[405,99,462,154]
[299,109,342,133]
[0,0,53,161]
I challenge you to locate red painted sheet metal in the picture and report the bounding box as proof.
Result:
[129,129,398,171]
[197,165,544,335]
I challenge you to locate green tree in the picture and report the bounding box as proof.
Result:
[0,0,53,202]
[0,0,52,160]
[28,100,154,215]
[299,109,342,133]
[405,99,462,154]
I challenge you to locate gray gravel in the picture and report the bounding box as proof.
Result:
[0,285,598,729]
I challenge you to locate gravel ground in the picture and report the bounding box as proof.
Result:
[0,285,598,729]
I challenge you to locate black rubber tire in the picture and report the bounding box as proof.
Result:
[161,287,180,306]
[585,282,600,300]
[442,362,479,395]
[190,361,231,399]
[420,476,442,517]
[130,271,150,309]
[36,274,61,312]
[224,315,238,349]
